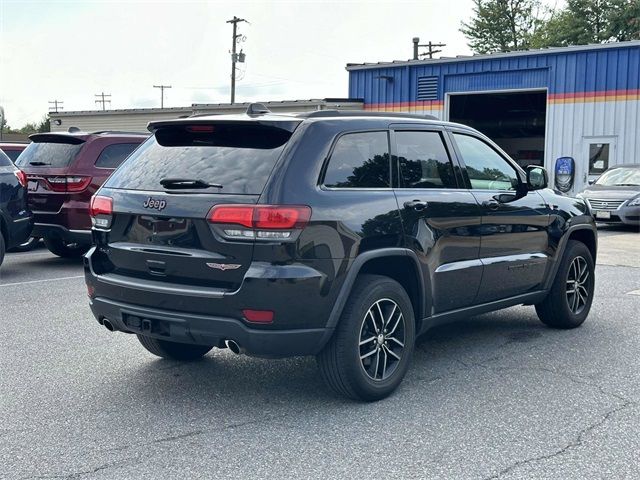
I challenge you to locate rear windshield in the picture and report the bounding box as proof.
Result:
[105,124,293,194]
[0,149,12,166]
[16,141,83,168]
[3,149,22,163]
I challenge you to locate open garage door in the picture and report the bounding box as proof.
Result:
[448,91,546,169]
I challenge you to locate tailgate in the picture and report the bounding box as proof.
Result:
[99,189,259,291]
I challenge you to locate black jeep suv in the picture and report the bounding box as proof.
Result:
[85,106,597,401]
[0,149,33,266]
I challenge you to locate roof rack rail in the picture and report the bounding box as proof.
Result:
[297,110,437,120]
[90,130,149,135]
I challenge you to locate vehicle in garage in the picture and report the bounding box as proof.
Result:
[16,130,147,258]
[578,164,640,226]
[0,149,33,266]
[85,107,598,401]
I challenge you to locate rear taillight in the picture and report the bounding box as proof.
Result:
[44,176,92,192]
[14,170,28,188]
[242,309,274,324]
[208,205,311,241]
[90,195,113,229]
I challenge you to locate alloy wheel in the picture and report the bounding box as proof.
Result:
[566,256,590,315]
[358,298,406,381]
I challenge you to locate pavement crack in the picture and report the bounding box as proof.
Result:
[482,380,635,480]
[21,457,137,480]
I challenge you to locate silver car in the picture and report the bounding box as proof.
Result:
[577,164,640,226]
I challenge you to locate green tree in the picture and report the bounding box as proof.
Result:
[460,0,543,54]
[532,0,640,47]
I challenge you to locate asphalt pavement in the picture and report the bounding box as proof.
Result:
[1,227,639,479]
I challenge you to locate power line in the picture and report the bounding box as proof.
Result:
[94,92,111,111]
[48,100,64,113]
[226,16,248,104]
[412,37,446,60]
[153,85,172,108]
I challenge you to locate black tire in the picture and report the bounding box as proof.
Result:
[0,230,5,267]
[317,274,415,401]
[8,236,40,253]
[43,235,90,258]
[536,240,595,329]
[137,335,213,361]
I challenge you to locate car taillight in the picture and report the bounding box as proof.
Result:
[14,170,28,188]
[90,195,113,228]
[45,176,92,192]
[208,205,311,241]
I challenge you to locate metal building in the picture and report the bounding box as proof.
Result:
[49,98,364,135]
[347,41,640,194]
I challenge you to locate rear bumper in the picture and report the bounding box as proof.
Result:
[6,213,34,248]
[84,247,343,357]
[88,296,328,358]
[32,223,92,244]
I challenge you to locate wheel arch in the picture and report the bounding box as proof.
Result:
[543,223,598,291]
[319,248,425,351]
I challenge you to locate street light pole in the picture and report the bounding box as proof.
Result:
[227,16,247,104]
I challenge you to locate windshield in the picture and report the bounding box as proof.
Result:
[16,141,83,168]
[105,124,293,194]
[595,167,640,187]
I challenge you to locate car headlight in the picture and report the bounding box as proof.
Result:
[575,193,584,199]
[627,196,640,207]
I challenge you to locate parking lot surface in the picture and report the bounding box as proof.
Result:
[1,226,639,479]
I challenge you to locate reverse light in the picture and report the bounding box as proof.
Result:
[14,169,28,188]
[208,205,311,242]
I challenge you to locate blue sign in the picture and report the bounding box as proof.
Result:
[555,157,574,176]
[554,157,575,193]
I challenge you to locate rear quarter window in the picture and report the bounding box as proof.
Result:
[323,131,390,188]
[95,143,141,169]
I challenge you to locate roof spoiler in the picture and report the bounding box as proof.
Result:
[28,133,86,145]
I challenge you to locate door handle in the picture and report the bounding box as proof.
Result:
[404,199,428,211]
[482,200,500,211]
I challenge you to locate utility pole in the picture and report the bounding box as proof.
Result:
[412,37,446,60]
[153,85,172,109]
[94,92,111,111]
[48,100,64,113]
[227,16,247,104]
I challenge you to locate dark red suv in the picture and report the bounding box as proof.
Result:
[16,130,148,257]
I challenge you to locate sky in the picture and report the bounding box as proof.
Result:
[0,0,556,127]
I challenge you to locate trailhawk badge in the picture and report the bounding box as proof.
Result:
[206,263,242,271]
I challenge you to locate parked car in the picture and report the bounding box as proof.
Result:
[577,164,640,227]
[16,130,148,257]
[0,142,28,163]
[85,106,597,401]
[0,149,33,266]
[1,143,41,251]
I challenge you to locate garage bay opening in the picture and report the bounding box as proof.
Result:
[448,90,547,169]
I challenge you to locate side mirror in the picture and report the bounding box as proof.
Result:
[589,180,595,185]
[527,166,548,190]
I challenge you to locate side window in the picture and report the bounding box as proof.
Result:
[396,131,457,189]
[323,131,390,188]
[453,134,519,191]
[95,143,140,169]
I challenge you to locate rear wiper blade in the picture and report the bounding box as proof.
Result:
[160,178,223,189]
[29,161,50,166]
